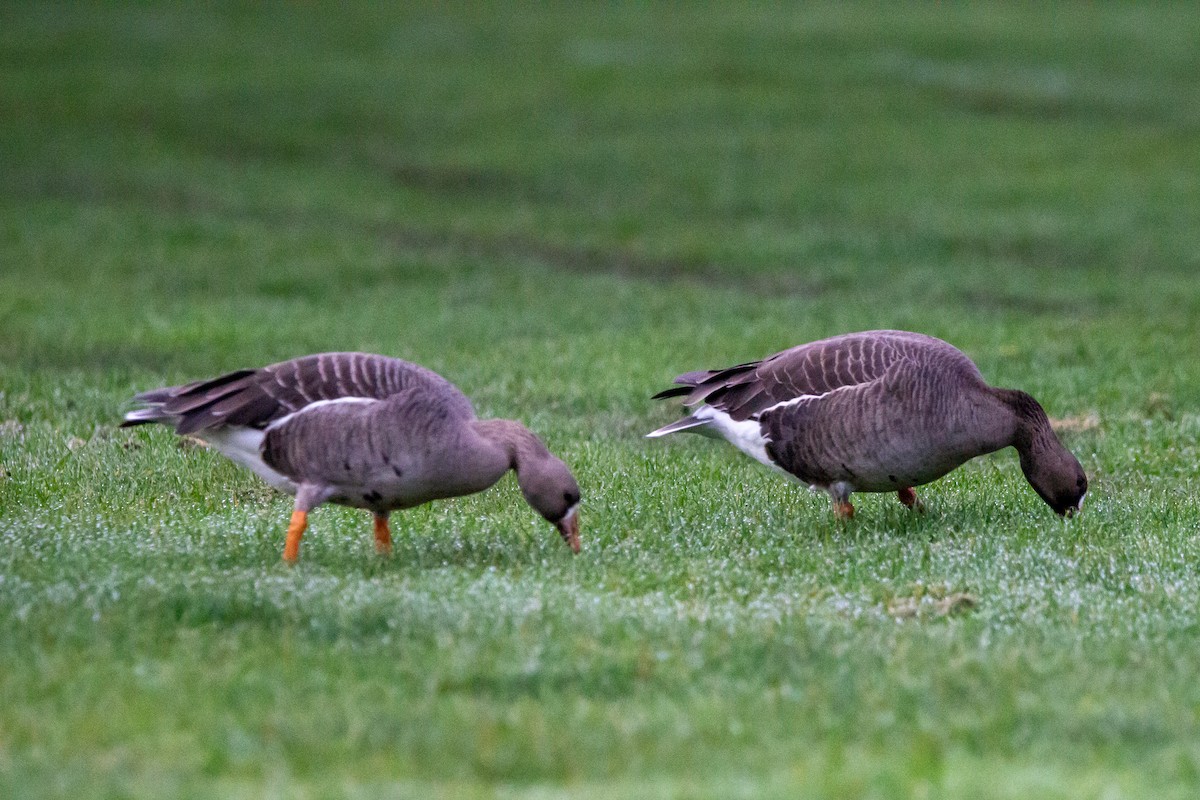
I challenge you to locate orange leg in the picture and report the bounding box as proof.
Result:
[833,500,855,519]
[897,487,925,512]
[373,514,393,555]
[283,510,307,564]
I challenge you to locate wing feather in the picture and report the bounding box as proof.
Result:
[651,331,962,421]
[126,352,471,434]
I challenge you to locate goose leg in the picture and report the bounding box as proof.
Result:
[897,487,925,512]
[829,482,855,519]
[373,513,393,555]
[283,484,328,564]
[283,510,307,564]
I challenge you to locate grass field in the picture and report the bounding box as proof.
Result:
[3,2,1200,797]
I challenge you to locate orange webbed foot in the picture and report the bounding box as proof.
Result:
[373,514,393,556]
[833,501,855,519]
[283,510,307,564]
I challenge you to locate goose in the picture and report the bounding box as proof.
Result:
[122,352,581,562]
[648,330,1087,518]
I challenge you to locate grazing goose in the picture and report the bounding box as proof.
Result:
[122,352,581,562]
[648,330,1087,518]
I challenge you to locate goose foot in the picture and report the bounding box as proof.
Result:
[827,482,855,519]
[897,487,925,512]
[283,510,307,564]
[373,514,393,556]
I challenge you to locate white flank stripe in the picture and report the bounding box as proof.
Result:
[692,406,786,473]
[757,392,829,415]
[264,396,377,432]
[201,426,297,494]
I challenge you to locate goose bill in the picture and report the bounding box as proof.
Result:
[556,506,581,553]
[1065,493,1085,518]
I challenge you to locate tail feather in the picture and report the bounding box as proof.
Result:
[650,385,692,400]
[703,361,759,382]
[645,415,711,438]
[120,405,178,428]
[650,369,720,401]
[131,386,180,404]
[651,361,762,405]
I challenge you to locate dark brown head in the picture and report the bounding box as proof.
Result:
[1009,391,1088,516]
[1020,443,1087,516]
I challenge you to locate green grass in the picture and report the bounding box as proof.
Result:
[3,2,1200,797]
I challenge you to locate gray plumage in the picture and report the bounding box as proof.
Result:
[648,330,1087,517]
[123,353,582,561]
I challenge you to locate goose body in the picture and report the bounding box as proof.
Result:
[123,353,581,561]
[648,330,1087,517]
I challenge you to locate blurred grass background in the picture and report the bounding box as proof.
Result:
[2,2,1200,798]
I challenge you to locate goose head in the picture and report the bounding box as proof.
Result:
[473,418,582,552]
[1021,443,1087,516]
[1005,389,1088,516]
[516,454,582,552]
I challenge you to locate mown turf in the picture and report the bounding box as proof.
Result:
[3,2,1200,798]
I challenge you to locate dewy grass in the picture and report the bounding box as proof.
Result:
[3,2,1200,798]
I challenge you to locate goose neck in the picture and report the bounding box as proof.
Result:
[992,388,1055,456]
[471,418,551,472]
